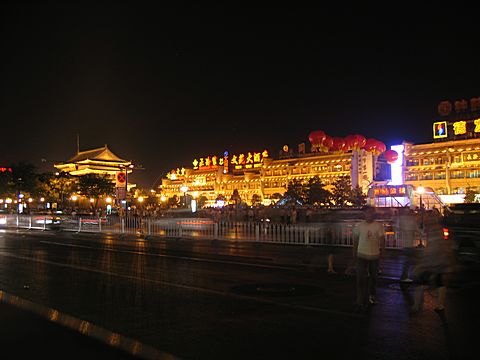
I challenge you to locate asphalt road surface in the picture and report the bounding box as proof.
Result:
[0,228,479,359]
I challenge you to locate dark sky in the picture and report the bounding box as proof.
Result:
[1,3,479,188]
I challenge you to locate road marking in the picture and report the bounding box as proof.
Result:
[38,240,293,271]
[0,250,360,318]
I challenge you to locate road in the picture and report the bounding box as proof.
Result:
[0,228,479,359]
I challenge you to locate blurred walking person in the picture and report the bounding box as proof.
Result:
[411,214,456,313]
[323,215,337,274]
[352,206,385,311]
[398,207,420,282]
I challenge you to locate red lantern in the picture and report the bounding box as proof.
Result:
[323,135,333,151]
[351,134,366,150]
[331,137,346,153]
[363,138,377,153]
[308,130,326,146]
[375,141,386,155]
[343,135,355,151]
[384,149,398,164]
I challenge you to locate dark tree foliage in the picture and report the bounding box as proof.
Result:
[350,185,367,208]
[230,189,241,206]
[464,186,478,203]
[38,172,76,209]
[77,174,115,210]
[331,176,352,207]
[283,179,306,205]
[0,162,40,198]
[306,176,331,206]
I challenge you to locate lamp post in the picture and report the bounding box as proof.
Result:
[119,164,134,217]
[417,186,425,248]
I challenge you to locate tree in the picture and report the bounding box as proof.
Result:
[198,195,208,208]
[168,195,179,208]
[230,189,241,206]
[464,186,478,203]
[283,179,306,205]
[306,176,331,206]
[1,162,40,198]
[76,174,115,210]
[350,185,367,208]
[38,172,76,209]
[0,167,14,197]
[331,176,352,207]
[251,193,262,206]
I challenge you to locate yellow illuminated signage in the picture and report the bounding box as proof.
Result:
[474,119,480,133]
[433,121,447,139]
[453,121,467,135]
[166,168,186,180]
[463,153,480,162]
[193,156,224,170]
[231,150,269,170]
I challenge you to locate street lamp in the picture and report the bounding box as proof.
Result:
[118,164,134,217]
[417,186,425,248]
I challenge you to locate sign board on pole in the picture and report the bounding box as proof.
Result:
[116,171,127,187]
[116,186,126,201]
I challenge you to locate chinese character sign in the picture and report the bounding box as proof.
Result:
[373,185,408,198]
[453,121,467,135]
[232,150,269,170]
[433,118,480,140]
[463,152,480,162]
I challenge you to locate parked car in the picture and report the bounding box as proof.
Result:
[444,203,480,261]
[0,214,7,227]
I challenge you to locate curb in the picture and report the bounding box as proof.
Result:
[0,290,180,360]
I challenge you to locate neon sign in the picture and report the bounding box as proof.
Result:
[192,154,227,171]
[373,185,408,197]
[166,167,186,180]
[433,121,447,139]
[453,121,467,135]
[231,150,269,170]
[433,118,480,141]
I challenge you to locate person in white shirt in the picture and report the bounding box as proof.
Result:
[353,206,385,311]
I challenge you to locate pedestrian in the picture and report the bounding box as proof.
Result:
[323,214,337,274]
[398,207,420,282]
[290,207,297,225]
[411,214,456,313]
[352,206,385,311]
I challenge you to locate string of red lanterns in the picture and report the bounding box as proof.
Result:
[307,130,397,161]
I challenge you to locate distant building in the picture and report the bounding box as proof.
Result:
[54,144,133,180]
[392,97,480,205]
[160,138,389,207]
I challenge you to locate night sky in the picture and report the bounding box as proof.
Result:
[1,3,479,188]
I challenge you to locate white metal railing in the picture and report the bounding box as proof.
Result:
[0,214,427,249]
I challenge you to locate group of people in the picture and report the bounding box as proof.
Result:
[343,206,456,314]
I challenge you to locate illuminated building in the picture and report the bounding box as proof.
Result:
[160,141,389,207]
[393,97,480,205]
[54,144,133,181]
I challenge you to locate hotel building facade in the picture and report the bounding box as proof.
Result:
[399,97,480,204]
[160,98,480,208]
[160,142,388,207]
